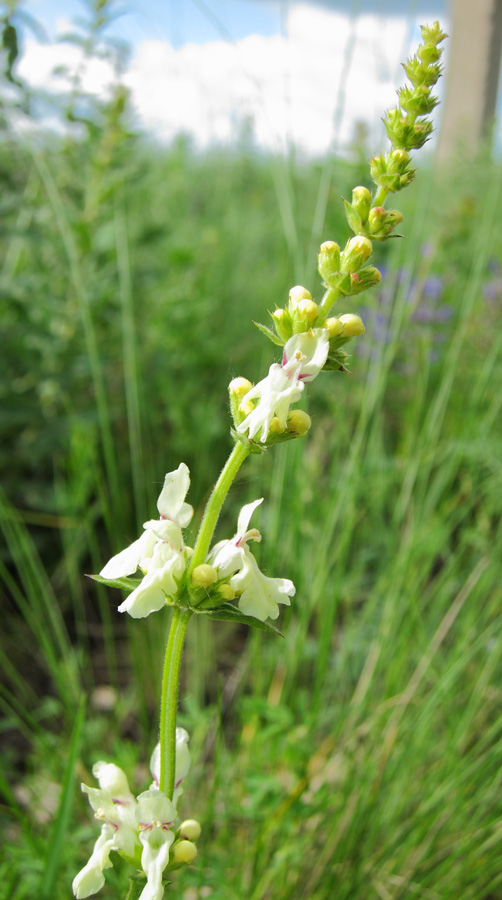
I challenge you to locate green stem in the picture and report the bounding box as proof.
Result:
[159,441,250,798]
[159,606,192,799]
[318,285,342,317]
[188,440,250,575]
[373,186,389,207]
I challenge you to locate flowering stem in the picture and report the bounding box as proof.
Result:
[159,442,249,799]
[188,440,250,574]
[373,185,389,207]
[318,286,342,317]
[159,606,192,799]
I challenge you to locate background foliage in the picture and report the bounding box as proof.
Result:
[1,4,502,899]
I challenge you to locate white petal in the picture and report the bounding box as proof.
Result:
[149,744,160,786]
[237,364,304,442]
[118,556,186,618]
[236,498,263,539]
[72,825,114,898]
[143,518,183,552]
[136,790,177,827]
[92,762,134,802]
[81,784,117,821]
[231,551,295,621]
[210,540,246,579]
[112,821,141,859]
[175,727,191,788]
[156,464,193,526]
[99,531,154,579]
[284,329,329,381]
[138,830,174,900]
[149,729,190,793]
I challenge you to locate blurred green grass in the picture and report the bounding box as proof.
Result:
[1,17,502,900]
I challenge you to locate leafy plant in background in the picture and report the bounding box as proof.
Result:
[72,24,447,900]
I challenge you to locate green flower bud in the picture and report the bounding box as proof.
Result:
[402,57,442,88]
[269,416,286,435]
[421,22,448,48]
[291,298,320,333]
[217,583,235,602]
[367,207,403,239]
[340,236,373,274]
[229,377,253,427]
[398,85,438,117]
[384,108,433,151]
[418,43,441,66]
[351,186,372,222]
[191,564,218,589]
[286,409,311,437]
[289,285,312,308]
[339,313,365,337]
[370,152,415,192]
[179,820,201,842]
[229,377,252,400]
[238,399,255,419]
[172,840,198,865]
[271,308,293,342]
[318,241,341,283]
[326,316,344,338]
[388,148,411,172]
[348,266,381,294]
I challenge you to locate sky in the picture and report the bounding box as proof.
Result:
[14,0,450,155]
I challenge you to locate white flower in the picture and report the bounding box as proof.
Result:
[72,764,139,899]
[149,727,191,806]
[99,463,193,618]
[209,499,295,621]
[237,329,329,442]
[73,732,195,900]
[136,790,177,900]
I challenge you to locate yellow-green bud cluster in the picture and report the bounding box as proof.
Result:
[229,377,253,428]
[288,285,320,333]
[267,409,312,442]
[317,237,381,300]
[228,376,312,448]
[369,149,416,195]
[323,313,365,371]
[169,820,202,869]
[189,562,236,608]
[367,206,404,239]
[383,22,446,153]
[344,183,407,240]
[255,285,323,347]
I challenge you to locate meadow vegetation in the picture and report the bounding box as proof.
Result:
[1,6,502,899]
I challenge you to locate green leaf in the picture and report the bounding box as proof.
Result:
[40,695,86,898]
[125,876,148,900]
[253,320,284,346]
[343,199,364,234]
[230,429,267,455]
[87,573,143,591]
[1,22,19,83]
[195,602,283,636]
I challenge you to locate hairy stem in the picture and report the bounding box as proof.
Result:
[159,606,192,799]
[373,185,389,207]
[188,440,250,575]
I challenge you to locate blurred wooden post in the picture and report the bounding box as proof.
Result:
[436,0,502,161]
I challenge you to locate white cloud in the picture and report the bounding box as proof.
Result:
[15,4,446,155]
[17,38,116,98]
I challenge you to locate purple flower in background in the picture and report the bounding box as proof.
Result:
[422,275,443,302]
[483,277,502,303]
[356,265,452,367]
